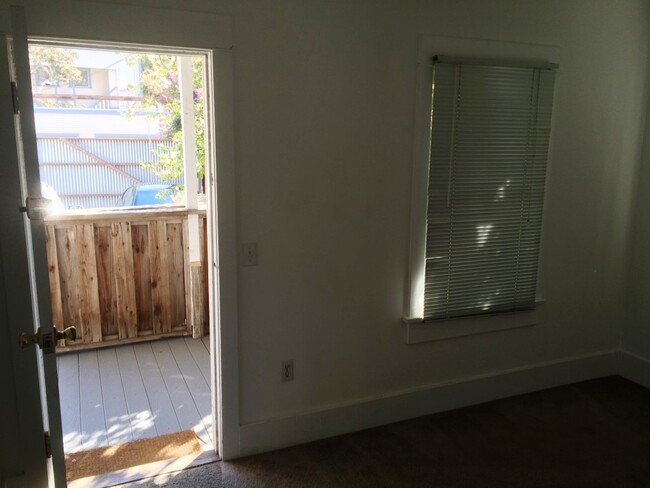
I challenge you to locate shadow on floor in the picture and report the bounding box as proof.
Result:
[122,376,650,487]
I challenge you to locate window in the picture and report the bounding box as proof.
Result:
[72,68,91,88]
[422,56,557,322]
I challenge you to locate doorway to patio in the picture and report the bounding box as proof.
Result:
[27,40,219,485]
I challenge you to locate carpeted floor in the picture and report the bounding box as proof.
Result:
[121,376,650,487]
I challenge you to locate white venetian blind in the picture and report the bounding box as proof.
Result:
[424,57,556,321]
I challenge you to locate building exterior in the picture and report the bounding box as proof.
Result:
[31,48,177,208]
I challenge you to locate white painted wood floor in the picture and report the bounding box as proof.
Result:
[57,336,213,454]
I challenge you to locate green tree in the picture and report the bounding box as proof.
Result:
[29,46,83,102]
[129,54,205,187]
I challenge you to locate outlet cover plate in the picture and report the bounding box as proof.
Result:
[281,360,294,382]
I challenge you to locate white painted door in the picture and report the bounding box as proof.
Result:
[1,6,66,487]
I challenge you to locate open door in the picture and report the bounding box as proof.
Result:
[1,6,67,487]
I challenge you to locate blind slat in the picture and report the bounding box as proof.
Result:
[424,62,555,321]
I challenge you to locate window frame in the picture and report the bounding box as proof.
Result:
[403,35,559,344]
[72,67,91,88]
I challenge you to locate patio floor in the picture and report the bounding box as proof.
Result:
[57,336,214,454]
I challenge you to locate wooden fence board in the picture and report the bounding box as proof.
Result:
[95,225,116,337]
[166,223,186,328]
[111,222,138,339]
[56,227,80,341]
[45,210,207,350]
[190,217,206,339]
[131,224,153,333]
[149,220,171,335]
[76,224,101,343]
[45,225,64,329]
[201,217,209,333]
[183,219,192,335]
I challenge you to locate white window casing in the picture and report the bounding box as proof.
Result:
[404,36,559,344]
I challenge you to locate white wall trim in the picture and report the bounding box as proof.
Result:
[210,48,240,461]
[403,35,560,321]
[618,349,650,389]
[237,349,618,457]
[19,1,232,50]
[5,2,240,465]
[405,303,546,344]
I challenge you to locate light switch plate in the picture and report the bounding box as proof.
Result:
[241,243,258,266]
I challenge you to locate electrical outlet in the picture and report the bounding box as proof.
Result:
[281,360,294,382]
[241,243,258,266]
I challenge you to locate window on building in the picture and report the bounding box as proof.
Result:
[422,56,557,322]
[72,68,91,88]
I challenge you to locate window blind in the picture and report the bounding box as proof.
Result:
[424,59,556,321]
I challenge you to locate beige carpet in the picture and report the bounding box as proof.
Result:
[65,430,201,481]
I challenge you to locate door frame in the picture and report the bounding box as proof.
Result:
[1,4,240,483]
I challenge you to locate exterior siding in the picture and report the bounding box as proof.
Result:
[37,137,183,209]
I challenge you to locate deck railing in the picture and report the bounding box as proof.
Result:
[44,206,208,351]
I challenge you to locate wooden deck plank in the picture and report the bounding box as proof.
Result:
[58,353,82,453]
[184,336,211,386]
[134,342,181,436]
[59,338,217,455]
[97,348,132,446]
[167,338,213,447]
[115,346,157,441]
[78,350,109,449]
[151,340,209,445]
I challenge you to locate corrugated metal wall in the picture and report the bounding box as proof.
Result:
[37,137,184,209]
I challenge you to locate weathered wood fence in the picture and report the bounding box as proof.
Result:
[44,207,208,351]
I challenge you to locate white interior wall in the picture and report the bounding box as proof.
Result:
[623,53,650,376]
[2,0,650,463]
[228,0,650,425]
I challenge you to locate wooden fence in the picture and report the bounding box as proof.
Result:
[44,207,208,351]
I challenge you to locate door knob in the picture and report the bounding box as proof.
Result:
[19,328,43,349]
[56,325,77,342]
[19,325,77,351]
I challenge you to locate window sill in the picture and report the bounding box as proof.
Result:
[403,300,545,345]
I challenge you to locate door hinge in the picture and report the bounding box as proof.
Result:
[10,81,19,114]
[44,431,52,458]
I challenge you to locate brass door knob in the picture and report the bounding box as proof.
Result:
[19,329,42,349]
[55,325,76,342]
[19,325,77,350]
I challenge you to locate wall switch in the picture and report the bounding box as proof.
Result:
[281,360,294,382]
[241,243,258,266]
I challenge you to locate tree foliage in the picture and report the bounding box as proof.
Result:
[129,54,205,185]
[28,46,83,99]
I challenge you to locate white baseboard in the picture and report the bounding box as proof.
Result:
[618,349,650,389]
[238,349,618,457]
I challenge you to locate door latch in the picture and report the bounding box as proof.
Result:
[19,325,77,354]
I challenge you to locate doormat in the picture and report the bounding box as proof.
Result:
[65,430,202,481]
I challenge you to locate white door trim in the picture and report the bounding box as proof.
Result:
[3,2,240,474]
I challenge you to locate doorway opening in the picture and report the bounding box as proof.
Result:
[27,40,219,486]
